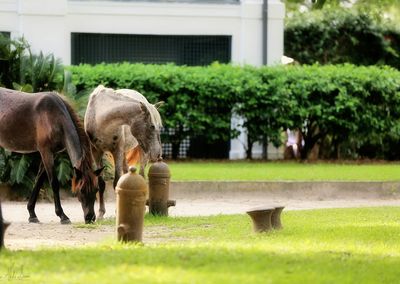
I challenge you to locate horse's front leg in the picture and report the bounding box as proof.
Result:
[92,149,106,220]
[41,152,70,224]
[97,176,106,220]
[51,176,70,224]
[139,148,148,178]
[27,162,46,223]
[112,148,127,189]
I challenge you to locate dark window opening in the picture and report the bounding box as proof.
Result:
[71,33,231,66]
[0,32,10,38]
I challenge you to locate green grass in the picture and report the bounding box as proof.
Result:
[166,161,400,181]
[2,207,400,283]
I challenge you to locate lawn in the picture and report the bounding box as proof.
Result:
[1,207,400,283]
[166,161,400,181]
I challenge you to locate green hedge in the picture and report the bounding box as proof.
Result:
[70,63,244,158]
[284,9,400,69]
[69,63,400,160]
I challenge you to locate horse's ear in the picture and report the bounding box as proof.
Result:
[94,166,105,176]
[74,167,83,180]
[154,101,164,109]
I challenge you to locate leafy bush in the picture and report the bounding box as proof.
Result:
[70,62,400,160]
[285,8,400,69]
[0,36,28,89]
[0,35,63,92]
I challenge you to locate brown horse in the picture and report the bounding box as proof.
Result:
[84,85,163,219]
[0,87,102,224]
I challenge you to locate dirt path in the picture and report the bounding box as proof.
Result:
[3,197,400,250]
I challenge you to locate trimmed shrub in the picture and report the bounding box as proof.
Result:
[70,63,400,160]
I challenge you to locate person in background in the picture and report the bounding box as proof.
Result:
[284,128,303,159]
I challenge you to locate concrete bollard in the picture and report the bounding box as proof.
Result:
[116,166,148,242]
[147,158,176,216]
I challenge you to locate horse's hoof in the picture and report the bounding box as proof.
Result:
[97,213,105,221]
[60,218,71,225]
[28,217,40,223]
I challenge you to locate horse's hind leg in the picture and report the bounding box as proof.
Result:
[27,162,46,223]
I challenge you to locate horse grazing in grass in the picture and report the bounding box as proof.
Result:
[0,87,102,224]
[84,85,163,219]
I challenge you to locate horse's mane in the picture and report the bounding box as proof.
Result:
[118,88,163,129]
[145,103,163,130]
[52,93,94,193]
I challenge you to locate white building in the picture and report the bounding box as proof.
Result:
[0,0,285,159]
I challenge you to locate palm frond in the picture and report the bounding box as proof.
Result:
[56,155,73,185]
[9,154,31,184]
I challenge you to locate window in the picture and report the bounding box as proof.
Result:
[70,0,239,4]
[71,33,231,66]
[0,32,10,38]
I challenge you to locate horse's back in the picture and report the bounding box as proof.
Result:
[0,87,60,109]
[0,88,38,151]
[85,85,144,129]
[0,88,71,153]
[0,87,35,110]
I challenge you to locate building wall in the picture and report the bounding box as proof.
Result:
[0,0,285,159]
[0,0,284,66]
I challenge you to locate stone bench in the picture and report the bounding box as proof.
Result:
[246,205,285,232]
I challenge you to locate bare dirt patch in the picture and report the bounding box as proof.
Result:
[3,197,400,250]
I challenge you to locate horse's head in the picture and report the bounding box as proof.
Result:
[72,167,103,224]
[131,102,163,162]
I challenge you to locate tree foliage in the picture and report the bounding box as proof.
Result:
[285,8,400,69]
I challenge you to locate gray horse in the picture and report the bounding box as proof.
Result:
[84,85,163,219]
